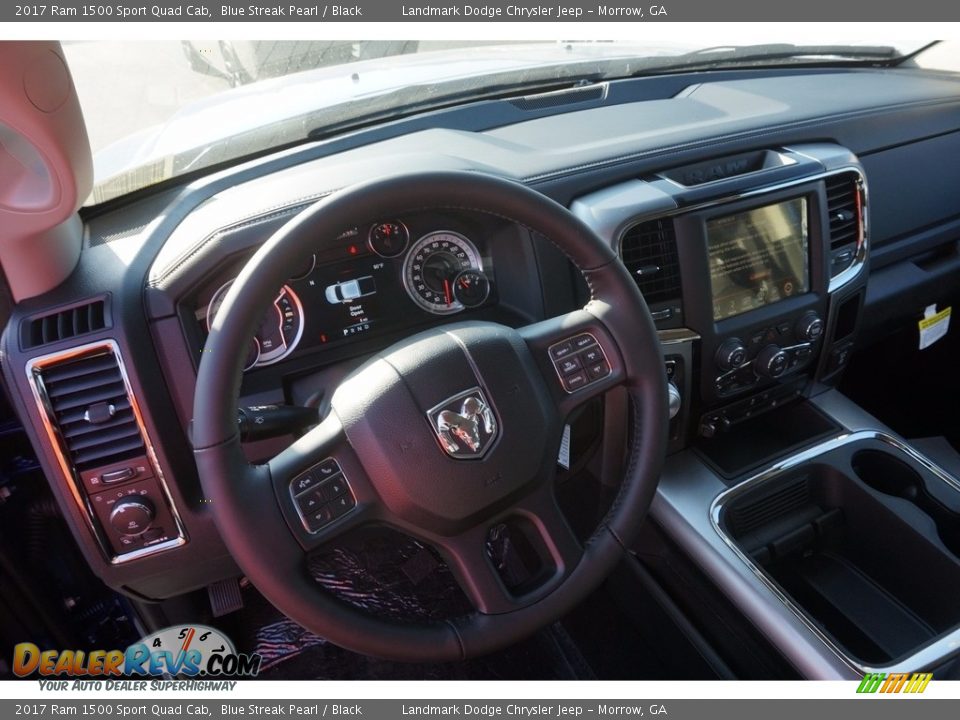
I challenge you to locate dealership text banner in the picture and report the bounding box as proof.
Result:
[3,701,960,720]
[6,0,960,21]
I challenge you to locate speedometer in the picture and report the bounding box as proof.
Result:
[206,281,305,369]
[402,231,484,315]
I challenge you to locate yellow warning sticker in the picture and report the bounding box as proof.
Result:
[919,305,951,350]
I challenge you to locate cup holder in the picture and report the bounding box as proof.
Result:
[851,449,960,558]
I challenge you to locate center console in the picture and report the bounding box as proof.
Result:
[572,143,867,450]
[571,144,960,677]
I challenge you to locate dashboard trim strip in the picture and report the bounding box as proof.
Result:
[25,340,188,565]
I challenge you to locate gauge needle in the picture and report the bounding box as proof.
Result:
[444,278,453,305]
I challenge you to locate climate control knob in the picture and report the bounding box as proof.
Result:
[796,312,824,342]
[109,498,155,536]
[754,345,790,378]
[715,338,747,371]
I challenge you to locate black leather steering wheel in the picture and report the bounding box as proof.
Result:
[192,171,668,662]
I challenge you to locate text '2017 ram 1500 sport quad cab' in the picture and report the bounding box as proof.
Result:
[1,38,960,681]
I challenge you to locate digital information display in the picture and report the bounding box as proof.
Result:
[707,197,809,321]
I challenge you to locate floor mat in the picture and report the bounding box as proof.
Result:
[230,582,595,680]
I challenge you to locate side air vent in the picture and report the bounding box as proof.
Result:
[825,173,865,277]
[20,299,108,350]
[620,217,682,308]
[37,349,143,471]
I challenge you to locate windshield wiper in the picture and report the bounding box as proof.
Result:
[629,43,932,77]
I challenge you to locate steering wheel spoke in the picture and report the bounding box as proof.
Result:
[432,479,582,616]
[519,308,627,416]
[267,413,376,550]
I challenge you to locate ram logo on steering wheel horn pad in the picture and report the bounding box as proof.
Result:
[428,388,498,459]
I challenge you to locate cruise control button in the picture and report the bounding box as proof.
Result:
[563,371,588,392]
[549,341,574,360]
[558,355,582,375]
[581,346,604,365]
[291,472,321,495]
[586,362,610,381]
[571,334,596,351]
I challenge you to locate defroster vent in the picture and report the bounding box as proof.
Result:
[620,217,682,306]
[21,299,108,350]
[36,348,144,471]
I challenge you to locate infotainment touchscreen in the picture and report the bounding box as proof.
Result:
[707,197,809,321]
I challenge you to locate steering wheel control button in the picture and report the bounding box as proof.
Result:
[317,458,340,477]
[586,362,610,382]
[328,494,356,519]
[549,341,574,360]
[581,346,604,365]
[290,458,355,533]
[571,334,596,351]
[319,476,348,502]
[291,471,322,495]
[549,333,611,393]
[563,371,588,391]
[557,355,582,375]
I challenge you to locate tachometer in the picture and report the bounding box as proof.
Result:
[402,231,484,315]
[206,281,305,369]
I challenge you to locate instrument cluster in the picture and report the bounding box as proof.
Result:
[195,218,496,371]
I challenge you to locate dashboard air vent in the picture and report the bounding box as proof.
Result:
[21,299,107,350]
[620,217,682,306]
[825,173,862,252]
[37,349,143,471]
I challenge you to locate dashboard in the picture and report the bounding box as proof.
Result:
[4,66,960,613]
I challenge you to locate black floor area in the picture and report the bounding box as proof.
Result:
[209,546,725,682]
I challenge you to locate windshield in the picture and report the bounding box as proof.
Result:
[64,40,936,205]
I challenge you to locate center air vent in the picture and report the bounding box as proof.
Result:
[36,348,143,471]
[620,217,682,308]
[825,172,865,278]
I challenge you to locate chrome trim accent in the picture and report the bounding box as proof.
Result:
[826,171,869,294]
[711,430,960,674]
[25,340,187,565]
[657,328,700,345]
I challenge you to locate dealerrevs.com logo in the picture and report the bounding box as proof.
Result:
[13,625,261,683]
[856,672,933,694]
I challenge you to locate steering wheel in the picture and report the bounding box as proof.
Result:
[192,171,668,662]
